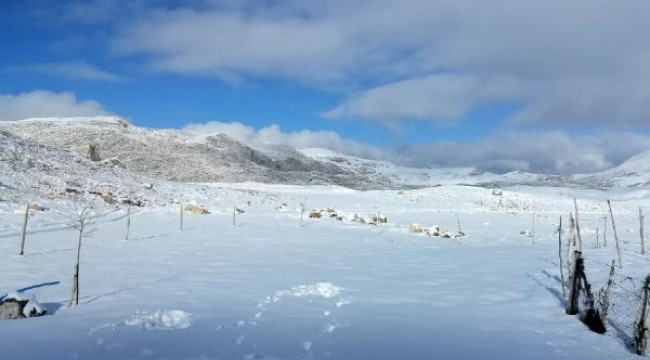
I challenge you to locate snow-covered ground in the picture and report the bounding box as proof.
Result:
[1,183,649,360]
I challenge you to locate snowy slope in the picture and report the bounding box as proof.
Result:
[0,118,387,190]
[2,118,650,358]
[594,149,650,188]
[3,117,650,192]
[1,182,648,359]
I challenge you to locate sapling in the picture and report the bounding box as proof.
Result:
[68,197,97,307]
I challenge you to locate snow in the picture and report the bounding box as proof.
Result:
[125,310,192,330]
[2,117,650,359]
[4,116,128,126]
[1,181,649,359]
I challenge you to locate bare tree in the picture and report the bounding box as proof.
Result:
[67,197,97,307]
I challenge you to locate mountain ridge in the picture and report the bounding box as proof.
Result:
[1,116,648,194]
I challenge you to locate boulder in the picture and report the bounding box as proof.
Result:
[184,204,210,214]
[28,203,45,212]
[0,293,46,320]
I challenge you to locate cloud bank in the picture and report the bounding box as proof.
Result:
[183,121,650,174]
[182,121,385,161]
[0,90,110,121]
[112,0,650,126]
[9,62,122,81]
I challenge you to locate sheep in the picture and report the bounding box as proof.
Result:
[348,213,366,224]
[371,213,388,224]
[408,223,424,234]
[184,204,210,214]
[426,226,441,237]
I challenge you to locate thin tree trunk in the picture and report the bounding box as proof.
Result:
[607,200,622,267]
[19,203,29,255]
[75,227,83,306]
[68,269,77,308]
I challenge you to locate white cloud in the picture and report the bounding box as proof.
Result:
[0,90,111,121]
[324,74,523,123]
[110,0,650,126]
[182,121,650,174]
[10,62,122,82]
[181,121,385,160]
[391,131,650,174]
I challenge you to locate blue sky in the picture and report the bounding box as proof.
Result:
[2,0,650,173]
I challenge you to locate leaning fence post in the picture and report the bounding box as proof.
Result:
[607,200,622,267]
[19,203,30,255]
[566,251,583,315]
[574,199,583,251]
[635,275,650,356]
[598,260,616,325]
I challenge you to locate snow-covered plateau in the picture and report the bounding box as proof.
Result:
[1,117,650,359]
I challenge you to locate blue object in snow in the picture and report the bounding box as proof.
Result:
[0,281,60,302]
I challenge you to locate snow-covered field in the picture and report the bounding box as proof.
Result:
[1,184,649,359]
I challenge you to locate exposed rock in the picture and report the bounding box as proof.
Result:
[184,204,210,214]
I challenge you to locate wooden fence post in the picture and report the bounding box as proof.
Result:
[300,207,304,228]
[603,215,607,247]
[607,200,622,267]
[598,260,616,324]
[532,211,536,246]
[19,203,29,255]
[635,275,650,356]
[574,199,583,251]
[125,204,131,241]
[558,217,566,298]
[566,251,582,315]
[640,207,645,255]
[180,204,184,231]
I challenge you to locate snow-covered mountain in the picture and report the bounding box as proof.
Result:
[0,117,392,191]
[1,116,648,206]
[297,146,650,190]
